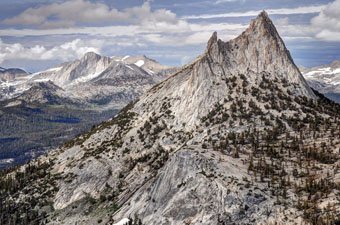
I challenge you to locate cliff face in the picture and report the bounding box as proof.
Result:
[133,11,315,129]
[205,11,314,97]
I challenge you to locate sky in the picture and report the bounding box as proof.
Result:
[0,0,340,72]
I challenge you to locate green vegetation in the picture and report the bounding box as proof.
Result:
[0,160,57,225]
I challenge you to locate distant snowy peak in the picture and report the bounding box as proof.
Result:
[26,51,112,87]
[29,53,169,88]
[112,55,171,75]
[304,67,340,77]
[302,61,340,86]
[0,52,175,108]
[301,60,340,103]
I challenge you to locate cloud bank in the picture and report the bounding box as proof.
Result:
[311,0,340,41]
[183,5,326,19]
[2,0,183,29]
[0,38,103,64]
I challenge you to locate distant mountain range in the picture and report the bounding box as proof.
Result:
[1,53,175,108]
[301,60,340,103]
[0,54,176,169]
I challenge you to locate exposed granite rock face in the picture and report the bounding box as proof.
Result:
[206,11,314,97]
[113,149,283,225]
[133,12,315,129]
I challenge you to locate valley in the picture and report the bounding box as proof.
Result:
[0,55,174,169]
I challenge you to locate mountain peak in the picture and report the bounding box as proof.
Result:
[207,31,218,49]
[258,10,269,19]
[81,51,101,62]
[202,11,315,98]
[247,10,279,39]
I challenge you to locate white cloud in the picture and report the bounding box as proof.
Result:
[0,26,140,37]
[275,17,289,26]
[0,38,103,64]
[314,30,340,42]
[310,0,340,41]
[0,21,246,48]
[183,5,326,19]
[2,0,183,29]
[0,21,245,38]
[215,0,245,4]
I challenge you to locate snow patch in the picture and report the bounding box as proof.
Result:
[146,69,154,74]
[70,67,106,85]
[304,67,340,77]
[122,55,130,61]
[304,67,331,77]
[0,158,14,164]
[332,68,340,74]
[5,100,22,107]
[113,218,130,225]
[134,60,145,67]
[71,72,101,84]
[29,67,62,78]
[125,65,134,71]
[33,78,51,83]
[45,67,62,72]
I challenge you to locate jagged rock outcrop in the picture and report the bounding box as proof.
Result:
[1,11,339,225]
[133,11,315,129]
[206,11,314,97]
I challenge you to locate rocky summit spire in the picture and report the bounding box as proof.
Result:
[134,11,316,129]
[244,10,286,50]
[205,11,315,98]
[207,31,218,50]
